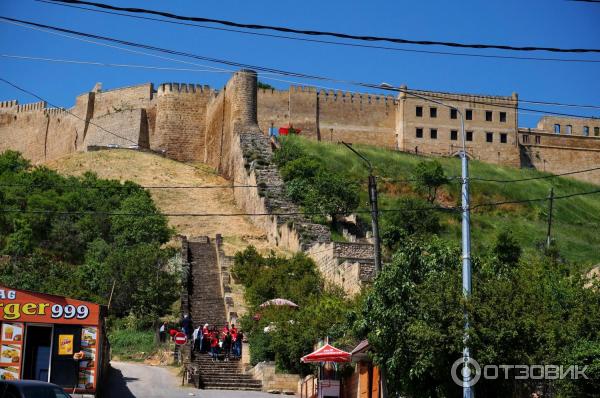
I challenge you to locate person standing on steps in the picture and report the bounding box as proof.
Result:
[210,328,219,361]
[192,324,202,352]
[201,323,210,353]
[223,331,232,361]
[181,314,193,339]
[235,329,244,360]
[230,324,238,357]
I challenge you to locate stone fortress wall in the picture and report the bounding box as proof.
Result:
[1,71,599,291]
[257,86,397,149]
[1,77,599,184]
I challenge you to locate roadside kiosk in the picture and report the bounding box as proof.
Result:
[0,285,108,396]
[301,343,351,398]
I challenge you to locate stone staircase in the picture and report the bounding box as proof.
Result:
[185,236,262,391]
[188,237,227,327]
[193,354,262,391]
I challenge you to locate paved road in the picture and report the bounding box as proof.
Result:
[106,361,286,398]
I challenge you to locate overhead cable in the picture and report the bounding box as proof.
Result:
[1,17,596,120]
[34,0,600,64]
[42,0,600,54]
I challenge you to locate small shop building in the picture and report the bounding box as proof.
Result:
[0,285,109,396]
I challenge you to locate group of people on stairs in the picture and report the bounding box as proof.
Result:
[192,322,244,361]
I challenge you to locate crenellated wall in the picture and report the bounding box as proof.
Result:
[154,83,214,161]
[257,86,397,148]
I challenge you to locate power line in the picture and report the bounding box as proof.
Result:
[34,0,600,65]
[43,0,600,54]
[0,77,140,147]
[5,51,600,113]
[469,166,600,183]
[0,204,455,218]
[1,187,598,218]
[398,90,599,119]
[2,17,597,120]
[0,54,234,74]
[0,183,283,190]
[469,188,600,211]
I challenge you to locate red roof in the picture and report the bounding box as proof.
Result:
[300,343,351,363]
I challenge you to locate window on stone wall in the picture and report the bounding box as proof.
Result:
[583,126,590,136]
[522,134,530,143]
[595,127,600,136]
[554,124,561,134]
[451,130,458,141]
[416,106,423,117]
[486,111,493,122]
[450,109,457,119]
[430,129,438,139]
[500,133,507,143]
[466,131,473,141]
[535,135,541,144]
[500,112,507,123]
[566,125,572,135]
[486,132,493,142]
[466,109,473,120]
[430,107,437,118]
[416,127,423,138]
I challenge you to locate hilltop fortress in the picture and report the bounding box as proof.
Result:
[1,72,599,184]
[1,70,599,293]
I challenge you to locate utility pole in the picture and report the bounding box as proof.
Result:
[380,82,473,398]
[342,142,381,276]
[546,187,554,249]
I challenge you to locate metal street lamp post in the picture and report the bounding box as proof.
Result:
[380,83,473,397]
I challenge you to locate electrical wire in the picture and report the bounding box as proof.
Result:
[469,166,600,183]
[1,187,599,218]
[0,183,283,189]
[42,0,600,54]
[6,52,599,112]
[0,54,234,74]
[34,0,600,64]
[469,188,600,210]
[2,16,597,120]
[0,204,456,218]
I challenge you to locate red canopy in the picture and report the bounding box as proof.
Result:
[300,343,351,363]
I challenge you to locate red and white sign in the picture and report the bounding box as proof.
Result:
[174,332,187,345]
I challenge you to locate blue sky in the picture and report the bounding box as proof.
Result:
[0,0,598,127]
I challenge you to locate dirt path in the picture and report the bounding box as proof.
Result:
[46,149,285,255]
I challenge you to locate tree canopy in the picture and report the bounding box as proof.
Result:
[0,150,179,322]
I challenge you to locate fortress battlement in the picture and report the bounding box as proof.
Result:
[44,107,67,116]
[405,88,517,104]
[157,82,212,96]
[317,89,396,105]
[16,101,47,113]
[0,100,18,109]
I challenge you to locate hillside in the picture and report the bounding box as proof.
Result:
[284,136,600,267]
[45,149,278,255]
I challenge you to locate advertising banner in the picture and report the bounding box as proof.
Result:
[0,286,100,326]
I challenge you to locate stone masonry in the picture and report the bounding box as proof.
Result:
[180,235,262,391]
[1,76,599,183]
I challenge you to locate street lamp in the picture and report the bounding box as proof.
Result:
[380,83,473,398]
[342,142,382,277]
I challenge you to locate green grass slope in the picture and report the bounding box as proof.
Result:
[284,136,600,267]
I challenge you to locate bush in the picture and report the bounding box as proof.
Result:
[234,247,358,375]
[0,150,179,321]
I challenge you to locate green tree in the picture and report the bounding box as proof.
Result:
[491,229,522,271]
[412,160,449,203]
[380,197,441,252]
[359,236,600,397]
